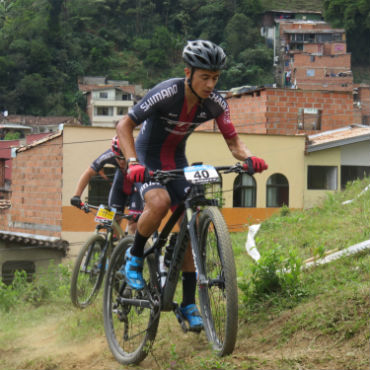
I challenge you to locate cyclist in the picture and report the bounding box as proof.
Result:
[116,40,268,330]
[70,136,142,234]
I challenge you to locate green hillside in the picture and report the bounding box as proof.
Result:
[260,0,324,12]
[1,178,369,369]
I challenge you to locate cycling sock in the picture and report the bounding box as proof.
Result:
[130,231,149,258]
[181,272,196,307]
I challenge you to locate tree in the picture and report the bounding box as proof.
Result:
[324,0,370,65]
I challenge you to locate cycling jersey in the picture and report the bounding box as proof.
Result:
[128,78,237,171]
[90,149,118,172]
[90,149,143,213]
[108,169,143,212]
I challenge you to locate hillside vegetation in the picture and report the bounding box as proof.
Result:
[0,0,369,120]
[0,177,369,369]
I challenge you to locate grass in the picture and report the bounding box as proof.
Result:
[0,177,369,369]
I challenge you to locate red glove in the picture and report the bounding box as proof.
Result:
[127,163,147,183]
[243,156,268,175]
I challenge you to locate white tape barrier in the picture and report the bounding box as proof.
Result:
[342,184,370,205]
[245,224,261,262]
[303,239,370,269]
[245,223,370,271]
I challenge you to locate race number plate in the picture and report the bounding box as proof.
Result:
[95,205,116,224]
[184,165,220,184]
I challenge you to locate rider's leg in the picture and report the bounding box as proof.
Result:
[125,188,170,289]
[180,233,204,330]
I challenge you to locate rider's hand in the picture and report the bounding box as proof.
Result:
[70,195,82,209]
[127,163,148,183]
[243,156,268,175]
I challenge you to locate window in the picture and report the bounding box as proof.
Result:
[95,106,113,116]
[99,92,108,99]
[341,166,370,189]
[117,107,128,115]
[298,108,322,130]
[266,174,289,207]
[88,167,116,206]
[233,174,256,207]
[306,69,315,77]
[121,93,131,101]
[307,166,337,190]
[2,261,35,285]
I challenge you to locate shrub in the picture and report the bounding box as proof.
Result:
[239,244,307,312]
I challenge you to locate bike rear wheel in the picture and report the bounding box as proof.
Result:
[103,236,160,365]
[70,233,106,308]
[198,206,238,356]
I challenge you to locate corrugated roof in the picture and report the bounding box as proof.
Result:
[0,231,69,256]
[307,125,370,152]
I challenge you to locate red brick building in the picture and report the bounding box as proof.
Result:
[0,132,63,237]
[198,87,362,136]
[276,20,352,91]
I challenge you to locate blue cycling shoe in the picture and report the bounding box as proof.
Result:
[124,247,145,290]
[180,304,203,331]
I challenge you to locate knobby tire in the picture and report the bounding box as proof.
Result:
[70,233,106,308]
[198,206,238,356]
[103,236,160,365]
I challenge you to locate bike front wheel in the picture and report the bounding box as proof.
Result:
[70,233,106,308]
[198,206,238,356]
[103,236,160,365]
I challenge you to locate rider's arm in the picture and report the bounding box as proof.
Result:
[98,168,110,182]
[73,167,97,197]
[116,115,138,160]
[225,135,252,161]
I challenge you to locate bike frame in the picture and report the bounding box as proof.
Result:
[142,184,217,311]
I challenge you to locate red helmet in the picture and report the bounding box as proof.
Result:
[111,136,124,157]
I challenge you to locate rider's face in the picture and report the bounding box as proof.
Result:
[185,68,220,99]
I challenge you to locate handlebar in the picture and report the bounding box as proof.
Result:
[79,202,139,221]
[149,162,247,184]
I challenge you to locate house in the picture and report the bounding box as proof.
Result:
[276,19,351,91]
[78,76,146,127]
[0,115,80,199]
[0,231,68,285]
[305,124,370,206]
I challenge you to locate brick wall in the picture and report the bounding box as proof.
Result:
[225,88,357,136]
[226,91,268,134]
[265,89,356,134]
[1,135,63,237]
[292,53,352,91]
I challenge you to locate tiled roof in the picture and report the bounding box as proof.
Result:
[1,115,79,126]
[16,131,62,153]
[307,125,370,152]
[0,231,69,256]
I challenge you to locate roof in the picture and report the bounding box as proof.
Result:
[0,231,69,256]
[0,123,32,131]
[283,28,345,34]
[307,125,370,152]
[79,83,136,95]
[2,115,79,126]
[16,131,62,153]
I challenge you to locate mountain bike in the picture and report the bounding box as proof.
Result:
[103,162,246,365]
[70,203,137,309]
